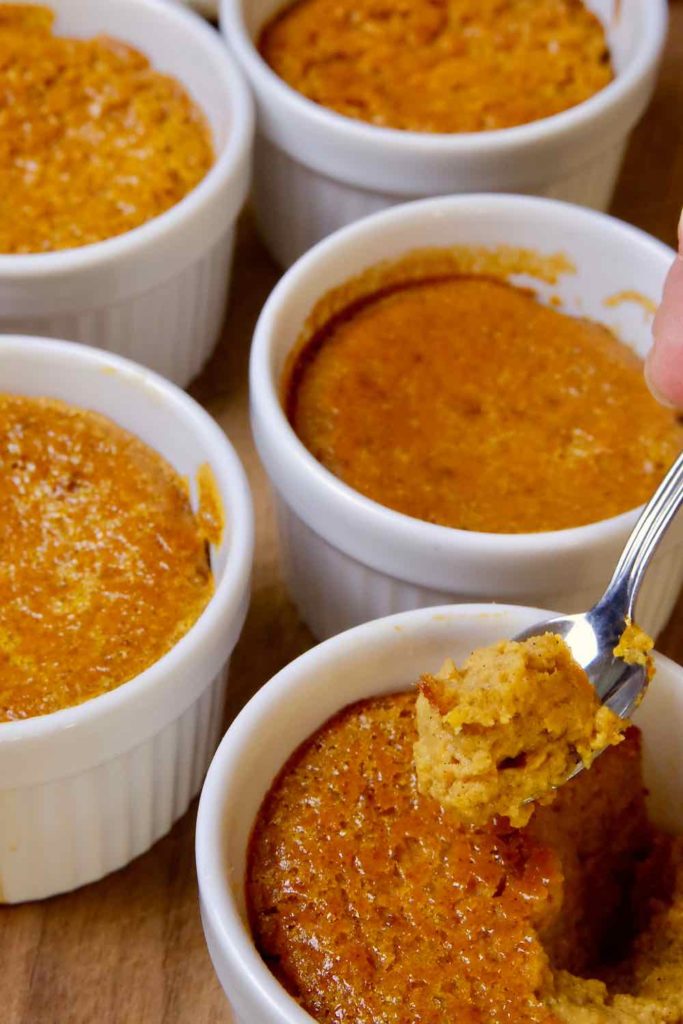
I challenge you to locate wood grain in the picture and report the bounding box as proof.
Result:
[2,11,683,1022]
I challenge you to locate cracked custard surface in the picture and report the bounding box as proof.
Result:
[247,692,683,1024]
[0,396,215,721]
[259,0,613,133]
[287,273,683,534]
[0,3,214,254]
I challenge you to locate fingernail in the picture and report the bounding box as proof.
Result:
[645,352,678,409]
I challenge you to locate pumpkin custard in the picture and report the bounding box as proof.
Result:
[247,686,683,1024]
[415,633,629,828]
[259,0,613,133]
[287,271,683,533]
[0,396,215,721]
[0,3,213,254]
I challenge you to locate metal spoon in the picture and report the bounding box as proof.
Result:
[515,451,683,735]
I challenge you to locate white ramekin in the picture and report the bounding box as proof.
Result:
[0,336,253,903]
[0,0,254,387]
[196,602,683,1023]
[250,194,683,641]
[220,0,666,267]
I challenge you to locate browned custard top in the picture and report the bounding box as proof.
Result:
[0,396,215,721]
[259,0,613,133]
[0,4,214,254]
[287,274,683,533]
[249,694,560,1024]
[248,691,683,1024]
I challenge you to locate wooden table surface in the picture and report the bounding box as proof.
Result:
[3,10,683,1023]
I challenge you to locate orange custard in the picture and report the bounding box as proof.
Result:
[0,4,214,254]
[247,692,683,1024]
[415,633,628,828]
[259,0,613,133]
[287,272,683,533]
[0,396,215,721]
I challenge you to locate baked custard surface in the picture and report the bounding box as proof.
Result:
[287,274,683,533]
[0,3,213,254]
[0,396,214,721]
[259,0,613,133]
[248,692,683,1024]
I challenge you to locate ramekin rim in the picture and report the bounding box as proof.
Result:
[220,0,667,154]
[0,0,254,278]
[195,601,678,1023]
[250,192,676,559]
[0,335,254,742]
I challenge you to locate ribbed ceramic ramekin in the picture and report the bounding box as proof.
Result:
[196,602,683,1022]
[221,0,666,267]
[0,337,253,903]
[0,0,253,387]
[250,194,683,641]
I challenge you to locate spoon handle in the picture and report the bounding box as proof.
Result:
[599,450,683,620]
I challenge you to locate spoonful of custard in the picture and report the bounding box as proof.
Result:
[415,450,683,826]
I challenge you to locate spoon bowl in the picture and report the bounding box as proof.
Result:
[515,606,649,721]
[516,450,683,782]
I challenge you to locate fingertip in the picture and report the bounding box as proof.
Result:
[646,336,683,410]
[645,350,678,409]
